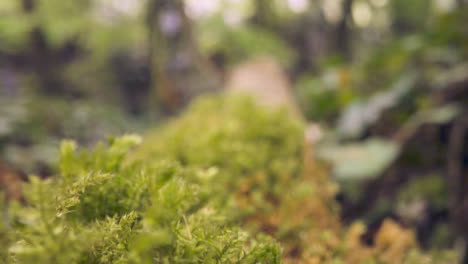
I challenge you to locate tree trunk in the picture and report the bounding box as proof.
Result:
[251,0,278,30]
[22,0,65,95]
[458,0,466,8]
[146,0,220,113]
[336,0,353,61]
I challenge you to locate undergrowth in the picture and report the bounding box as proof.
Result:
[1,133,280,263]
[0,95,457,263]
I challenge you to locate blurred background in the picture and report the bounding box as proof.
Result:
[1,0,468,259]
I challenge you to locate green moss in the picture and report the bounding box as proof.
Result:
[2,95,456,263]
[4,132,281,263]
[131,95,304,218]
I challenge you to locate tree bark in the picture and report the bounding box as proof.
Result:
[146,0,220,112]
[22,0,65,95]
[336,0,353,61]
[251,0,278,30]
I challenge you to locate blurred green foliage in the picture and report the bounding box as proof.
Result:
[0,96,149,174]
[398,175,448,211]
[198,17,296,67]
[0,0,145,54]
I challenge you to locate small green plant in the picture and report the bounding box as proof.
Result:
[1,95,456,263]
[3,133,281,264]
[131,95,305,218]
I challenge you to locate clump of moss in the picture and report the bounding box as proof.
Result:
[3,134,281,264]
[131,95,456,263]
[130,95,305,217]
[1,95,457,263]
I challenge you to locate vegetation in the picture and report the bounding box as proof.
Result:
[0,96,457,263]
[1,0,468,262]
[1,119,281,263]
